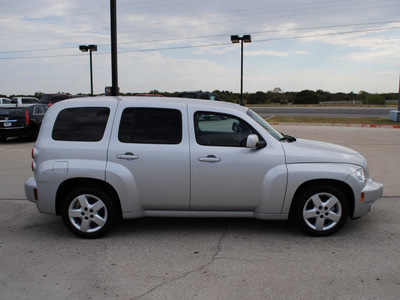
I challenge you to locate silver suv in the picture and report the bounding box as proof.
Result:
[25,97,383,238]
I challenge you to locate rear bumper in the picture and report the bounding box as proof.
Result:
[353,178,383,218]
[24,177,58,215]
[0,126,30,138]
[24,177,37,203]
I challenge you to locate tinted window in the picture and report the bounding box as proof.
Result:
[180,93,196,99]
[194,112,259,147]
[0,108,25,117]
[22,98,38,104]
[33,106,47,114]
[52,107,110,141]
[119,108,182,144]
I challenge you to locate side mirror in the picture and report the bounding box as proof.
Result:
[246,134,266,149]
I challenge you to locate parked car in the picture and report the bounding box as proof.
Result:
[39,94,75,106]
[11,97,40,105]
[25,97,383,238]
[179,91,220,100]
[0,98,11,106]
[0,104,48,141]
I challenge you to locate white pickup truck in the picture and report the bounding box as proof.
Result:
[25,96,383,238]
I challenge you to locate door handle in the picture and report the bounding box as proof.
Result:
[116,152,139,160]
[198,155,221,162]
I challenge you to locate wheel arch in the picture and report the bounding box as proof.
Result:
[55,178,122,217]
[288,179,355,220]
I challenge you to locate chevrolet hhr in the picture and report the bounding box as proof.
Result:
[25,97,383,238]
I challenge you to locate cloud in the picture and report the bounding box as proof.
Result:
[1,0,399,94]
[246,50,306,57]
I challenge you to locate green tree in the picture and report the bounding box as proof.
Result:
[293,90,320,104]
[357,91,369,103]
[247,91,267,104]
[363,94,386,105]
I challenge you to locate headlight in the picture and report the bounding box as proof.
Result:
[355,168,368,184]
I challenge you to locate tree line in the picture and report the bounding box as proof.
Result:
[1,89,397,105]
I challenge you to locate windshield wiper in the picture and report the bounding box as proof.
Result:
[280,133,297,142]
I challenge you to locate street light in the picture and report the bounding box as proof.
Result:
[79,44,97,96]
[231,35,251,106]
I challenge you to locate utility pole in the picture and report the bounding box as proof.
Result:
[110,0,119,96]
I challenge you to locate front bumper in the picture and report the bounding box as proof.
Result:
[353,178,383,218]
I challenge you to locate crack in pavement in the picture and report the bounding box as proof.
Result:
[135,226,228,300]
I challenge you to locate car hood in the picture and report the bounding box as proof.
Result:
[281,138,367,169]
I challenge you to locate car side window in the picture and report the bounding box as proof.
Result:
[194,111,259,147]
[52,107,110,141]
[33,106,46,114]
[119,108,182,144]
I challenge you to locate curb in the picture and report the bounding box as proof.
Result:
[270,122,400,129]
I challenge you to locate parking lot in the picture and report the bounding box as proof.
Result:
[1,125,399,299]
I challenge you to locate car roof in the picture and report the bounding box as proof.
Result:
[55,96,248,113]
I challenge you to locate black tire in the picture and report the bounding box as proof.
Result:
[294,185,349,237]
[61,187,117,238]
[28,123,39,140]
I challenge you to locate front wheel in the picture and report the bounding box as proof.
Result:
[294,185,349,237]
[61,187,117,238]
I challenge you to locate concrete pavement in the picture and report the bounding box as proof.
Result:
[0,125,399,299]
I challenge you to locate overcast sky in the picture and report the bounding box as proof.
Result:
[1,0,399,96]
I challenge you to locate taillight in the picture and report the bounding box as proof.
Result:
[25,109,29,125]
[32,148,38,158]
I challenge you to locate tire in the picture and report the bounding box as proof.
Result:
[294,185,348,237]
[28,123,39,140]
[61,187,117,238]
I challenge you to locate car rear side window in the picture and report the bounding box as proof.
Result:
[52,107,110,141]
[119,108,182,144]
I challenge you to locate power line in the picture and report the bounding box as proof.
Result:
[1,25,399,60]
[0,21,398,55]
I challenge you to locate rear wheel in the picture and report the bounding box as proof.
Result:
[61,187,117,238]
[294,185,348,237]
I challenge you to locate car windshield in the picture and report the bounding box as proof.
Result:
[246,109,283,141]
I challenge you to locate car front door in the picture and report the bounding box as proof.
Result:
[107,102,190,210]
[188,106,286,212]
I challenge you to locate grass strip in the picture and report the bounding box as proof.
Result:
[267,116,399,125]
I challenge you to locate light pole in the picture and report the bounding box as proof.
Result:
[231,35,251,106]
[79,44,97,96]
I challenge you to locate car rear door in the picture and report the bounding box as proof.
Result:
[107,101,190,210]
